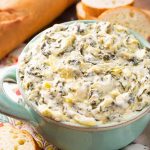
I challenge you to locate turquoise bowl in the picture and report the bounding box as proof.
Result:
[0,20,150,150]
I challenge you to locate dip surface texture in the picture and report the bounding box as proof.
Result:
[19,22,150,126]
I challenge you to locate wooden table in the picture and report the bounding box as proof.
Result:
[134,0,150,10]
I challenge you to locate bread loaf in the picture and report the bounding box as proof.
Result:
[76,2,96,20]
[0,123,40,150]
[0,0,75,59]
[98,6,150,39]
[81,0,134,17]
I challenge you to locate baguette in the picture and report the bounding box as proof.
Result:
[82,0,134,17]
[0,0,75,59]
[98,6,150,39]
[76,2,96,20]
[0,123,40,150]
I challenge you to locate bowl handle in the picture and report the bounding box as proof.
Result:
[0,66,36,122]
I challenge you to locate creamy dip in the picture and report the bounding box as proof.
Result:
[19,22,150,126]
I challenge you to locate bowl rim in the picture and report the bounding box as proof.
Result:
[17,20,150,131]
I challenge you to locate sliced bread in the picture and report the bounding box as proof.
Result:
[76,2,96,20]
[0,123,39,150]
[81,0,134,17]
[98,6,150,39]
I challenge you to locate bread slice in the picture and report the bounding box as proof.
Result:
[82,0,134,17]
[98,6,150,39]
[76,2,96,20]
[0,123,39,150]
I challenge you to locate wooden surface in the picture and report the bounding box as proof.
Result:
[134,0,150,10]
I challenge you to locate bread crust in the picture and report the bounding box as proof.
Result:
[82,0,134,17]
[0,0,75,59]
[76,2,96,20]
[22,130,40,150]
[82,2,106,17]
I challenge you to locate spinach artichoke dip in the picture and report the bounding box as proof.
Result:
[19,22,150,126]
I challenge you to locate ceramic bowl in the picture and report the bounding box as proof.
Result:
[0,20,150,150]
